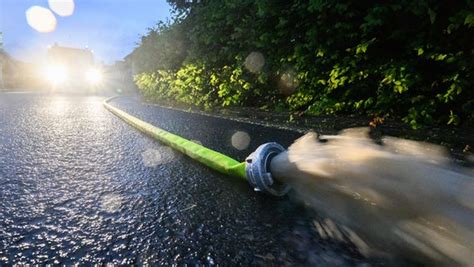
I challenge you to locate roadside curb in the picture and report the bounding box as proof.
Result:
[141,100,310,134]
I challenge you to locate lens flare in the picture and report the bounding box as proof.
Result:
[85,68,102,85]
[100,193,122,213]
[142,146,176,167]
[48,0,75,17]
[44,64,67,84]
[244,52,265,73]
[278,71,299,96]
[231,131,251,150]
[191,139,203,145]
[25,6,57,33]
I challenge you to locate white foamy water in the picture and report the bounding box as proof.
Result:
[270,128,473,266]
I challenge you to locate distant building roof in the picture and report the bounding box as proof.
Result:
[48,44,94,65]
[48,44,92,57]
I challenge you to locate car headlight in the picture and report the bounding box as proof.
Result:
[85,68,102,84]
[45,64,67,84]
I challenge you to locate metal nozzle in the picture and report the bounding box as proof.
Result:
[245,142,290,196]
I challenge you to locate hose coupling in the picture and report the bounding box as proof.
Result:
[245,142,290,196]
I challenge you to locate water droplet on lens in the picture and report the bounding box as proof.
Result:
[26,6,57,33]
[48,0,75,17]
[278,71,298,96]
[100,193,122,213]
[191,139,203,146]
[231,131,251,150]
[141,148,163,167]
[244,52,265,73]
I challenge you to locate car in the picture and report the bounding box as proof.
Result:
[43,43,102,92]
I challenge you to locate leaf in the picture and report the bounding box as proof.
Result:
[465,13,474,27]
[432,54,447,61]
[447,110,460,125]
[356,43,368,54]
[243,82,251,90]
[417,48,424,56]
[428,8,436,24]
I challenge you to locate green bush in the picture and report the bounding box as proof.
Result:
[130,0,474,128]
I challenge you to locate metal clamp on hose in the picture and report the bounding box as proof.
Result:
[245,142,290,196]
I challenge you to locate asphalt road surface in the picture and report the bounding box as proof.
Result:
[0,92,375,265]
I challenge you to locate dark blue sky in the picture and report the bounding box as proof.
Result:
[0,0,172,64]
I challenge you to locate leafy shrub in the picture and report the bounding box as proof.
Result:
[130,0,474,128]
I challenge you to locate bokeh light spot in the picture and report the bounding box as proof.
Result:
[231,131,251,150]
[142,147,176,167]
[142,148,163,167]
[244,52,265,73]
[100,193,122,213]
[191,139,203,145]
[48,0,75,17]
[278,71,299,96]
[25,6,57,33]
[160,146,177,163]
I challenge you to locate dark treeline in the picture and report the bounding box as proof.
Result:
[129,0,473,128]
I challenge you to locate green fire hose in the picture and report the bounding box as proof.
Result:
[103,96,290,196]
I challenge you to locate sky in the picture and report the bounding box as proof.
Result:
[0,0,172,64]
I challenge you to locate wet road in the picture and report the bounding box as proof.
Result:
[0,92,371,265]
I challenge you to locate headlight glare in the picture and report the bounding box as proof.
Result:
[85,68,102,84]
[45,64,67,84]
